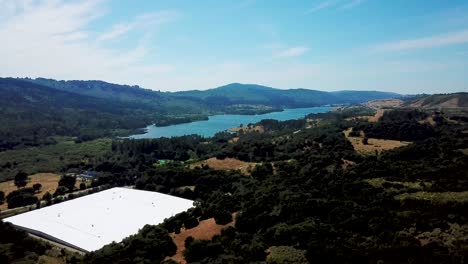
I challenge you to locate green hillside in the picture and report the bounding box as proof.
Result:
[0,78,204,151]
[1,78,401,152]
[175,83,400,107]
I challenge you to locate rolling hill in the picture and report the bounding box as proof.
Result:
[1,77,402,151]
[174,83,400,108]
[0,78,164,151]
[404,93,468,109]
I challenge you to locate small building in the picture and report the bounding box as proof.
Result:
[77,171,98,181]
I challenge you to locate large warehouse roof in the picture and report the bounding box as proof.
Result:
[4,187,193,252]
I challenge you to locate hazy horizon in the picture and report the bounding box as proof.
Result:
[1,0,467,94]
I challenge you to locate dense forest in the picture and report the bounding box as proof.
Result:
[80,107,467,263]
[0,78,207,152]
[3,105,465,263]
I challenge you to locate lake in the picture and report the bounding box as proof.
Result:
[130,106,331,139]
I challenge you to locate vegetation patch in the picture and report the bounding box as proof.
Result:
[229,125,265,134]
[0,173,77,210]
[266,246,308,264]
[365,177,431,191]
[168,214,236,264]
[191,158,258,175]
[0,138,111,181]
[344,128,411,155]
[366,99,404,108]
[396,191,468,204]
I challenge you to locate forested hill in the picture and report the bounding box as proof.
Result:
[174,83,400,108]
[25,78,400,109]
[0,77,400,151]
[0,78,206,151]
[403,93,468,109]
[0,78,151,149]
[24,78,210,115]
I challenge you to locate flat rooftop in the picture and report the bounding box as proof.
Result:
[4,187,193,252]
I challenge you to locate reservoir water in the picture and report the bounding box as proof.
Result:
[130,106,330,139]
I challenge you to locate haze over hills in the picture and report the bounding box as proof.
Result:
[4,76,466,154]
[25,78,401,109]
[174,83,401,108]
[0,77,402,151]
[403,93,468,109]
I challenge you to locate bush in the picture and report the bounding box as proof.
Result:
[6,189,38,209]
[214,210,233,225]
[32,183,42,192]
[185,236,194,247]
[184,217,199,229]
[0,191,4,204]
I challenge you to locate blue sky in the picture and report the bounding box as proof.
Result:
[1,0,467,93]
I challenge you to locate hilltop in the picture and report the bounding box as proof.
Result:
[403,93,468,109]
[174,83,400,108]
[0,77,401,152]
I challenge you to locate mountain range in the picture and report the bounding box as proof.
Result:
[0,77,401,151]
[27,78,400,110]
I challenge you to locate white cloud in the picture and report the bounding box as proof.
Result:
[372,29,468,52]
[339,0,366,10]
[98,11,179,41]
[275,47,309,58]
[306,0,338,14]
[0,0,177,87]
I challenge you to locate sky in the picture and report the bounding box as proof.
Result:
[0,0,467,94]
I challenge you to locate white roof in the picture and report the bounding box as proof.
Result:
[4,187,193,252]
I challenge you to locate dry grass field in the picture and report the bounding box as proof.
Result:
[167,214,236,264]
[229,125,264,133]
[191,158,257,175]
[345,109,386,123]
[367,109,386,122]
[0,173,81,210]
[367,99,404,108]
[343,128,411,155]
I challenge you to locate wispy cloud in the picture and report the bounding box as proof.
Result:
[338,0,366,10]
[306,0,338,14]
[98,11,179,41]
[372,29,468,52]
[275,47,309,58]
[0,0,177,88]
[306,0,366,14]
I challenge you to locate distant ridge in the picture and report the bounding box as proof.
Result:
[174,83,400,108]
[21,78,401,110]
[404,93,468,109]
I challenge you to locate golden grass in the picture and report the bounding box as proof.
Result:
[367,99,404,108]
[167,214,236,264]
[228,125,264,133]
[0,173,81,210]
[367,109,386,123]
[345,109,385,123]
[344,128,411,155]
[191,158,257,175]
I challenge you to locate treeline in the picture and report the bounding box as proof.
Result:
[360,109,436,141]
[0,78,207,151]
[0,220,48,263]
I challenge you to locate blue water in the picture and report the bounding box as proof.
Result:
[130,106,331,139]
